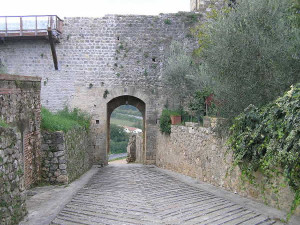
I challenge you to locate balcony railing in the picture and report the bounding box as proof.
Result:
[0,15,63,38]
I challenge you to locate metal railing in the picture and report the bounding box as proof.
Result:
[0,15,63,37]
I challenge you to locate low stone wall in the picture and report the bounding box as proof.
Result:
[65,127,92,182]
[0,127,27,225]
[41,127,92,184]
[156,122,300,216]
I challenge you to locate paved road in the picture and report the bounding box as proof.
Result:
[108,153,127,161]
[50,164,283,225]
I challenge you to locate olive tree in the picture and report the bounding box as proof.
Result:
[196,0,300,118]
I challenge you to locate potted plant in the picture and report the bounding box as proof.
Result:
[170,111,181,125]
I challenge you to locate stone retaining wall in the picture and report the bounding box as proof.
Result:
[0,127,27,224]
[41,127,92,184]
[0,74,41,225]
[156,122,300,216]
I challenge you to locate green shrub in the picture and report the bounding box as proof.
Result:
[189,88,215,122]
[110,124,129,154]
[160,109,172,134]
[196,0,300,119]
[41,107,90,132]
[228,83,300,218]
[159,109,181,134]
[110,141,128,154]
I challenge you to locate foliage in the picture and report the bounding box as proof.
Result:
[195,0,300,119]
[228,84,300,218]
[164,19,171,25]
[111,112,141,123]
[159,109,182,134]
[163,41,200,107]
[159,109,172,134]
[0,119,9,128]
[189,88,215,122]
[41,107,90,132]
[110,124,129,154]
[111,105,143,129]
[103,89,109,98]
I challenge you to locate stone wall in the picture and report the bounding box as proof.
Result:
[0,127,27,225]
[0,74,41,224]
[126,134,136,163]
[135,133,143,163]
[41,127,92,184]
[190,0,226,12]
[0,74,42,189]
[0,13,201,165]
[156,122,300,216]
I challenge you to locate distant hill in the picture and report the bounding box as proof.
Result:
[111,105,143,129]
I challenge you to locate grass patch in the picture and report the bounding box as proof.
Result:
[41,107,90,132]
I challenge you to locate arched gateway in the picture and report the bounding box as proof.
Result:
[107,95,146,162]
[85,87,159,166]
[0,14,200,165]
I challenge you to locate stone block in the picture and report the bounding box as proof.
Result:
[41,144,49,151]
[57,144,65,151]
[59,164,67,170]
[54,151,64,157]
[57,175,68,184]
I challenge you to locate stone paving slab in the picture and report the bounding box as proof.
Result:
[50,164,295,225]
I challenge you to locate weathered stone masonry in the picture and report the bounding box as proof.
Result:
[155,122,300,216]
[0,13,201,165]
[0,127,27,225]
[0,74,42,189]
[41,127,93,184]
[0,74,42,224]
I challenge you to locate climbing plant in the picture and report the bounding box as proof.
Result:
[228,83,300,219]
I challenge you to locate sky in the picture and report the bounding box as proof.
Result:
[0,0,190,18]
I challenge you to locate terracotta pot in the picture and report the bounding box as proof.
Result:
[170,115,181,125]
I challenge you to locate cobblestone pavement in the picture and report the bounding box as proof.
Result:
[51,164,283,225]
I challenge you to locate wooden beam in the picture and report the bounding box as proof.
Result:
[47,28,58,70]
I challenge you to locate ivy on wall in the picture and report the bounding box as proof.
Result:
[228,83,300,219]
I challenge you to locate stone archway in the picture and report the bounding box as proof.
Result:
[106,95,146,162]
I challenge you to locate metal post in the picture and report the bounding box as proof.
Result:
[20,17,23,36]
[35,16,37,36]
[5,17,7,37]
